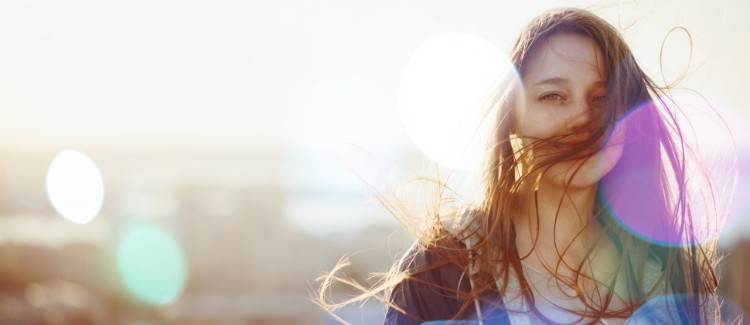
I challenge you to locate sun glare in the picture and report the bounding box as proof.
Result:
[399,32,518,171]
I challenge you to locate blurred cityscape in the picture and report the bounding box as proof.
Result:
[0,145,419,324]
[0,144,748,324]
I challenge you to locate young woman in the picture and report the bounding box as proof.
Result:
[321,7,726,325]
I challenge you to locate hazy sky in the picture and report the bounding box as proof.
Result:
[0,0,746,150]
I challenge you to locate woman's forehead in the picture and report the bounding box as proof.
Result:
[522,33,607,86]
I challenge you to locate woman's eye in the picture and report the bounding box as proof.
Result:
[593,95,607,103]
[541,93,564,101]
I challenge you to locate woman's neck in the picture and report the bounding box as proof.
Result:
[512,181,616,282]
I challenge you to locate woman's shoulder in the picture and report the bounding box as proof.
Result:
[396,207,485,281]
[385,235,474,324]
[396,233,471,286]
[384,207,496,324]
[397,207,484,271]
[386,233,514,324]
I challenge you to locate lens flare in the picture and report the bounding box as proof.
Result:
[600,92,750,246]
[116,223,187,306]
[45,149,105,224]
[399,32,521,171]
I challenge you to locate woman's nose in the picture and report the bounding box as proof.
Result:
[566,100,592,129]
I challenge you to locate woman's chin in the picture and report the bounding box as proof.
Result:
[544,144,624,190]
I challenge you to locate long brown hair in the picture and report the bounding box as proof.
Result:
[318,7,720,324]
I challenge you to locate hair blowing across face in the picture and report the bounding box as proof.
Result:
[318,7,721,325]
[483,7,718,323]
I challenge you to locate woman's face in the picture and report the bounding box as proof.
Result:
[514,32,625,189]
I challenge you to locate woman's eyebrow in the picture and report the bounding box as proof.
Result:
[534,77,607,88]
[534,77,569,86]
